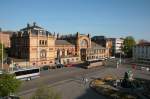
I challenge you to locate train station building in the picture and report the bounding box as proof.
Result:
[10,23,109,67]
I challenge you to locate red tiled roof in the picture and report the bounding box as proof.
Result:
[137,42,150,46]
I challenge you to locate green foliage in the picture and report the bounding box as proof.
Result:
[31,86,61,99]
[122,36,136,57]
[0,73,21,97]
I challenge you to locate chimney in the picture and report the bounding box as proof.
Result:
[54,32,55,36]
[27,23,30,28]
[88,33,90,38]
[57,33,59,39]
[76,32,79,37]
[33,22,36,26]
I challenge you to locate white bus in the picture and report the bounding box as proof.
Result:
[12,68,40,80]
[84,59,104,69]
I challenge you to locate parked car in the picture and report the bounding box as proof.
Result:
[56,64,64,68]
[104,57,108,60]
[40,65,50,71]
[110,56,115,59]
[65,63,73,67]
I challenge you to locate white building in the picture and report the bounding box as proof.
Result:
[111,38,124,54]
[133,43,150,65]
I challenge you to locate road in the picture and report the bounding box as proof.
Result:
[18,66,106,95]
[18,59,150,99]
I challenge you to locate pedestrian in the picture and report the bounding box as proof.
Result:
[82,77,88,85]
[85,78,88,84]
[116,61,119,68]
[146,67,149,71]
[82,76,84,81]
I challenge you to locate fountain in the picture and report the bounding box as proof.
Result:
[113,70,142,90]
[90,70,149,99]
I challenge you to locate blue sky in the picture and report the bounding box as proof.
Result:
[0,0,150,41]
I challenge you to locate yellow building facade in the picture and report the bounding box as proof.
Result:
[10,23,109,67]
[11,23,55,67]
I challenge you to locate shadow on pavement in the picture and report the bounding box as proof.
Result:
[76,87,106,99]
[73,63,88,69]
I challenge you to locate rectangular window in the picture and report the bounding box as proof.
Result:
[39,40,41,45]
[42,40,44,45]
[45,40,47,45]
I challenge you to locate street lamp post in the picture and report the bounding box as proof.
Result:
[117,61,119,68]
[119,52,121,64]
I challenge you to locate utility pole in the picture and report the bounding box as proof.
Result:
[0,32,3,70]
[37,30,39,67]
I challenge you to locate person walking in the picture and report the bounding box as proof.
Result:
[116,61,119,68]
[83,77,88,85]
[85,78,88,84]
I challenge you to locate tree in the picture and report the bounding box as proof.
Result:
[31,86,61,99]
[0,73,21,97]
[122,36,136,58]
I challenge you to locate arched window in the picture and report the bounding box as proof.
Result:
[40,49,47,58]
[67,49,70,55]
[80,39,88,47]
[62,49,65,56]
[57,49,60,58]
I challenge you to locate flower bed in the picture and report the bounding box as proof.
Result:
[90,78,138,99]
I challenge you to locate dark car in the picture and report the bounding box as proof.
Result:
[56,64,64,68]
[40,65,50,71]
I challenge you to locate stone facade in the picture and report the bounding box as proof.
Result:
[91,36,113,56]
[106,39,113,56]
[55,40,78,64]
[81,42,109,61]
[11,23,55,67]
[133,43,150,65]
[0,31,13,48]
[10,23,109,67]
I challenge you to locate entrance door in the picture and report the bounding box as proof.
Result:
[80,49,86,61]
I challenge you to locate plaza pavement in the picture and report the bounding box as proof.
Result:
[20,64,150,99]
[54,66,150,99]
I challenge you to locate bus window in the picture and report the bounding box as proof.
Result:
[14,68,40,80]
